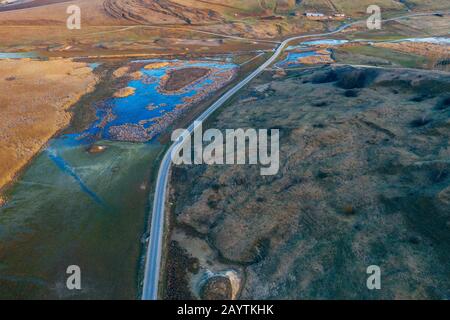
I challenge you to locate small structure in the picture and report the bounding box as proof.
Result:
[305,12,327,20]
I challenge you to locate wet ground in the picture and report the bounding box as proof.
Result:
[0,57,237,299]
[0,0,71,12]
[276,37,450,69]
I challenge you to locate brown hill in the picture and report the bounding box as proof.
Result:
[104,0,224,25]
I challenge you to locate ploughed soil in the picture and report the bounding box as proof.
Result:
[162,67,210,92]
[0,0,71,12]
[166,65,450,299]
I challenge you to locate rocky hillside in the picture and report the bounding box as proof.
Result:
[166,65,450,299]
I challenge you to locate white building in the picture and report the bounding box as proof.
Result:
[305,12,325,17]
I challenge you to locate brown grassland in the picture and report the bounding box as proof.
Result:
[0,58,97,193]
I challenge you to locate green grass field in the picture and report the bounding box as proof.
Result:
[335,45,429,68]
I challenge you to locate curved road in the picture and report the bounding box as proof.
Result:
[142,10,449,300]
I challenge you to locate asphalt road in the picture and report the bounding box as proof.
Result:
[142,11,449,300]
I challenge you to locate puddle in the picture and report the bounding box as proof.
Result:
[287,39,349,50]
[276,50,332,68]
[0,52,38,59]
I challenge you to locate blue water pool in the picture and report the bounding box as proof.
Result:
[0,52,38,59]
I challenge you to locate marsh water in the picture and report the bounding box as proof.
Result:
[0,58,236,299]
[1,35,446,298]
